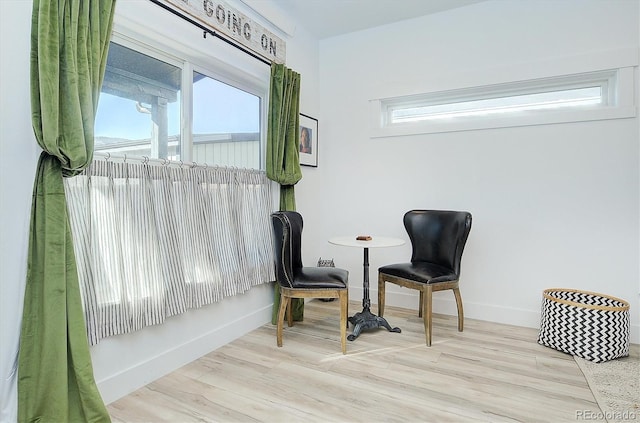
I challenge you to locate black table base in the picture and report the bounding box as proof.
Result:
[348,246,402,340]
[348,306,401,341]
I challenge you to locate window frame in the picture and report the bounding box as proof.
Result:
[370,64,636,138]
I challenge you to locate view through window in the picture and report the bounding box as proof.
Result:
[192,71,260,168]
[389,86,603,123]
[95,41,263,168]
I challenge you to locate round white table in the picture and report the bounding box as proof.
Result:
[329,236,405,341]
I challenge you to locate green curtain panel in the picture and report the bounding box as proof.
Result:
[18,1,115,422]
[266,63,304,324]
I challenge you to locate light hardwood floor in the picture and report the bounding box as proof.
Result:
[108,300,607,422]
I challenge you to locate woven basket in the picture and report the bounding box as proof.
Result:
[537,288,630,363]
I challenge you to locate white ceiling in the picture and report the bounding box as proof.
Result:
[247,0,485,39]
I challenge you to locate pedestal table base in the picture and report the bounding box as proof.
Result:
[348,306,401,341]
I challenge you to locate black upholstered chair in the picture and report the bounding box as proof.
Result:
[378,210,472,346]
[271,211,349,354]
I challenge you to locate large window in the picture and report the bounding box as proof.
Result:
[68,26,274,343]
[95,39,264,169]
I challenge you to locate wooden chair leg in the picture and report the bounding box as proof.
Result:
[286,297,293,327]
[453,287,464,332]
[339,290,348,354]
[377,274,385,317]
[277,293,288,347]
[418,291,424,318]
[423,286,433,346]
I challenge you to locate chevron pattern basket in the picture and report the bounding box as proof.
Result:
[537,288,630,363]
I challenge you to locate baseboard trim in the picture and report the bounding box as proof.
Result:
[97,304,272,404]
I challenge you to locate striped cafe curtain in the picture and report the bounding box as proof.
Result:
[63,158,275,345]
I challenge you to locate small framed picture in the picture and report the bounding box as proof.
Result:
[299,113,318,167]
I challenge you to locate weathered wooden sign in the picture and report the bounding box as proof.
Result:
[161,0,286,64]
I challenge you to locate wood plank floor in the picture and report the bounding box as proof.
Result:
[108,300,607,422]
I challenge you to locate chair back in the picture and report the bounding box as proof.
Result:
[271,211,304,288]
[404,210,472,275]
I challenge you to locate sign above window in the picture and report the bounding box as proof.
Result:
[161,0,286,64]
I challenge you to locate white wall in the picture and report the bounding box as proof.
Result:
[0,0,320,416]
[297,0,640,344]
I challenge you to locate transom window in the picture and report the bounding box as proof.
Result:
[370,66,635,137]
[389,86,603,123]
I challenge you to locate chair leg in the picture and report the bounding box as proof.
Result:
[277,293,288,347]
[377,274,385,317]
[418,291,423,318]
[286,298,293,327]
[339,290,348,354]
[423,286,433,346]
[453,287,464,332]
